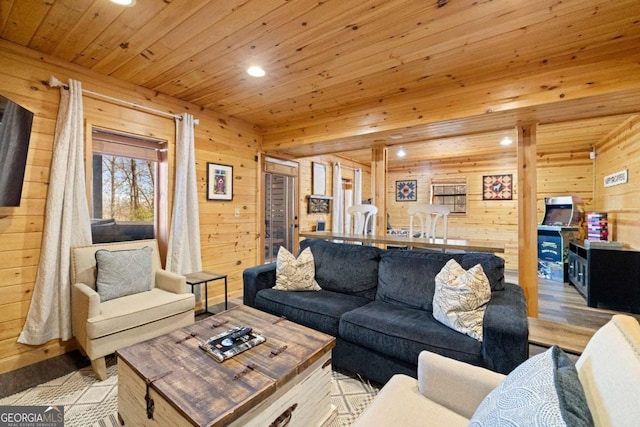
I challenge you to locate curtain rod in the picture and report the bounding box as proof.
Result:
[47,75,199,124]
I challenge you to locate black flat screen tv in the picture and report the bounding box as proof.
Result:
[0,95,34,207]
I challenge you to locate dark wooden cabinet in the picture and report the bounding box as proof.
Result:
[568,242,640,314]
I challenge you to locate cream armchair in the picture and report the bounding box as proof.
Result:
[71,239,195,380]
[355,315,640,427]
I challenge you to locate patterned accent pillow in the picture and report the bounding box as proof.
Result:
[432,259,491,341]
[274,247,321,291]
[95,246,153,302]
[469,346,595,427]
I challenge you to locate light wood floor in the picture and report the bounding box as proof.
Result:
[506,270,640,353]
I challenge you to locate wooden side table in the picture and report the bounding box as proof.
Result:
[184,271,228,315]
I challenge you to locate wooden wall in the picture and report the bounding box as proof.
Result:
[297,155,371,234]
[0,41,261,374]
[594,115,640,247]
[387,139,594,269]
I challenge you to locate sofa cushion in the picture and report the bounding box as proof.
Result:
[470,345,594,427]
[433,259,491,341]
[458,253,505,291]
[274,247,321,291]
[255,288,371,336]
[86,288,194,339]
[339,301,483,367]
[377,250,456,311]
[95,246,153,302]
[377,250,505,311]
[299,239,382,300]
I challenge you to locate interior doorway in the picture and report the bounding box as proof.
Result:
[264,165,298,263]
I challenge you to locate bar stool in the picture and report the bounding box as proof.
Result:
[408,204,450,240]
[346,204,378,236]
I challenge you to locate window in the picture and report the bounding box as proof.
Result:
[90,128,167,243]
[431,179,467,214]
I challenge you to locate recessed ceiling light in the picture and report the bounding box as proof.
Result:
[390,134,403,140]
[397,148,406,158]
[110,0,136,6]
[247,65,266,77]
[500,137,513,146]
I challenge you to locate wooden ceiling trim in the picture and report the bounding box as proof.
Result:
[237,25,640,128]
[260,58,640,150]
[263,87,640,159]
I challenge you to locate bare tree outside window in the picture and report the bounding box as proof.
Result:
[98,155,155,222]
[90,128,165,243]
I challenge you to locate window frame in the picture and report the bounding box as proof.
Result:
[430,178,467,214]
[86,125,168,242]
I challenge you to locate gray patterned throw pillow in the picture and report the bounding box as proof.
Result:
[469,346,594,427]
[433,259,491,341]
[95,246,153,302]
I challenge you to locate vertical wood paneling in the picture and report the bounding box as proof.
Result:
[0,40,260,374]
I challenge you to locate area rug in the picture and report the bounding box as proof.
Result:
[0,362,379,427]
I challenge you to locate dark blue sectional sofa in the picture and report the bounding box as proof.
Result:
[243,239,528,385]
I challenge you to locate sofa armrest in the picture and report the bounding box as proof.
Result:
[418,351,505,419]
[243,263,277,307]
[482,282,529,374]
[72,283,101,347]
[155,269,188,294]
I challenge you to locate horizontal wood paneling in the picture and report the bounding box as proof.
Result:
[595,115,640,247]
[388,134,595,270]
[0,40,261,374]
[296,155,371,236]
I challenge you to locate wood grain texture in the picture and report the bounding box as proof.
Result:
[0,41,260,375]
[117,305,334,426]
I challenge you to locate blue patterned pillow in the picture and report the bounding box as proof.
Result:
[469,346,594,427]
[95,246,153,302]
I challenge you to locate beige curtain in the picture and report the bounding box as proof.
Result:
[18,79,92,345]
[166,113,202,278]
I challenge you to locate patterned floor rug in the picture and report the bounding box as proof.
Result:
[0,362,379,427]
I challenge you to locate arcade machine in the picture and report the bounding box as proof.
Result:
[537,196,585,282]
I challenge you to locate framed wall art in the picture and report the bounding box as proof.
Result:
[307,195,331,214]
[312,162,326,195]
[482,174,512,200]
[207,162,233,201]
[395,180,417,201]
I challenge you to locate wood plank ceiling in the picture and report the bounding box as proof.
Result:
[2,0,640,162]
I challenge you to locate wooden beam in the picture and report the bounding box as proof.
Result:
[517,124,538,317]
[371,145,387,237]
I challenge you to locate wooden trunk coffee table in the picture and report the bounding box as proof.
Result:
[116,305,336,426]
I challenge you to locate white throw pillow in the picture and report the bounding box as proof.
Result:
[274,247,321,291]
[432,259,491,341]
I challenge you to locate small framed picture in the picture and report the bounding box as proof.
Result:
[396,180,417,201]
[312,162,326,195]
[482,174,512,200]
[207,163,233,201]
